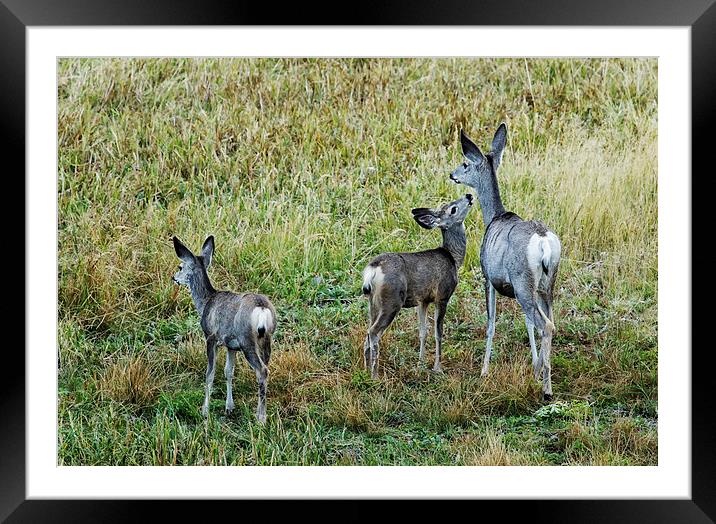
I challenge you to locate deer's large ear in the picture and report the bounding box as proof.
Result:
[460,129,485,165]
[412,208,439,229]
[491,123,507,170]
[173,236,194,262]
[201,235,215,268]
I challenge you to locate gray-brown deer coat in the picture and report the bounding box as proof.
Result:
[173,235,276,423]
[450,124,561,401]
[361,194,474,377]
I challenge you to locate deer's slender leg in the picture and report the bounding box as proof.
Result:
[536,292,554,401]
[202,337,218,417]
[534,293,551,369]
[364,299,376,369]
[260,335,272,367]
[525,316,539,379]
[516,286,554,402]
[417,301,429,364]
[540,325,553,401]
[224,349,236,414]
[368,308,398,379]
[363,336,371,369]
[242,345,269,424]
[481,281,497,377]
[433,300,448,373]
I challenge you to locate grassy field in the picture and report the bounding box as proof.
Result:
[58,58,657,466]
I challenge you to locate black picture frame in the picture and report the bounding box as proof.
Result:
[4,1,712,521]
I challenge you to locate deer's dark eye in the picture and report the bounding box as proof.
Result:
[451,206,457,215]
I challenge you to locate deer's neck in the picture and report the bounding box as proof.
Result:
[442,223,467,268]
[189,269,216,317]
[474,162,506,225]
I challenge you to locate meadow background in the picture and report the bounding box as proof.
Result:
[58,58,657,466]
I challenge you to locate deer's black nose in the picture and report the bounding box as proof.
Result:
[465,193,473,203]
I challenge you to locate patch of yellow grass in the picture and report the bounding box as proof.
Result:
[99,354,164,408]
[455,428,531,466]
[269,342,323,385]
[562,417,658,465]
[172,332,207,375]
[325,386,374,432]
[609,417,657,462]
[476,356,542,413]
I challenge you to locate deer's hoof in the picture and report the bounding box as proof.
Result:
[432,366,443,374]
[543,393,553,403]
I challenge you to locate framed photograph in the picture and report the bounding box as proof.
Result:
[7,0,713,521]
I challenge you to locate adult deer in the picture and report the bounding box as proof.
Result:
[449,124,561,401]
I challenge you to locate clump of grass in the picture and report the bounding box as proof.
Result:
[474,430,518,466]
[99,354,164,408]
[269,342,323,387]
[156,390,205,422]
[558,415,657,465]
[325,386,375,432]
[561,420,600,462]
[170,332,208,375]
[455,427,530,466]
[475,358,543,414]
[443,397,475,427]
[609,416,658,463]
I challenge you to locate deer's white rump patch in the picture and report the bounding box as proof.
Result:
[527,233,547,274]
[251,307,274,335]
[527,232,560,275]
[362,265,385,294]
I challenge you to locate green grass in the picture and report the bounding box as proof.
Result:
[58,57,657,465]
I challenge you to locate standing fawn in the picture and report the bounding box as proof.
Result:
[361,193,474,378]
[449,123,561,401]
[172,235,276,423]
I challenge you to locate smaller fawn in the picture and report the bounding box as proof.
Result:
[172,235,276,423]
[361,193,474,378]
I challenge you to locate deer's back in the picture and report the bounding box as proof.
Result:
[481,212,559,297]
[367,249,457,308]
[202,291,275,341]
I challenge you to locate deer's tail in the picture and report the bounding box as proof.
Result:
[540,236,552,276]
